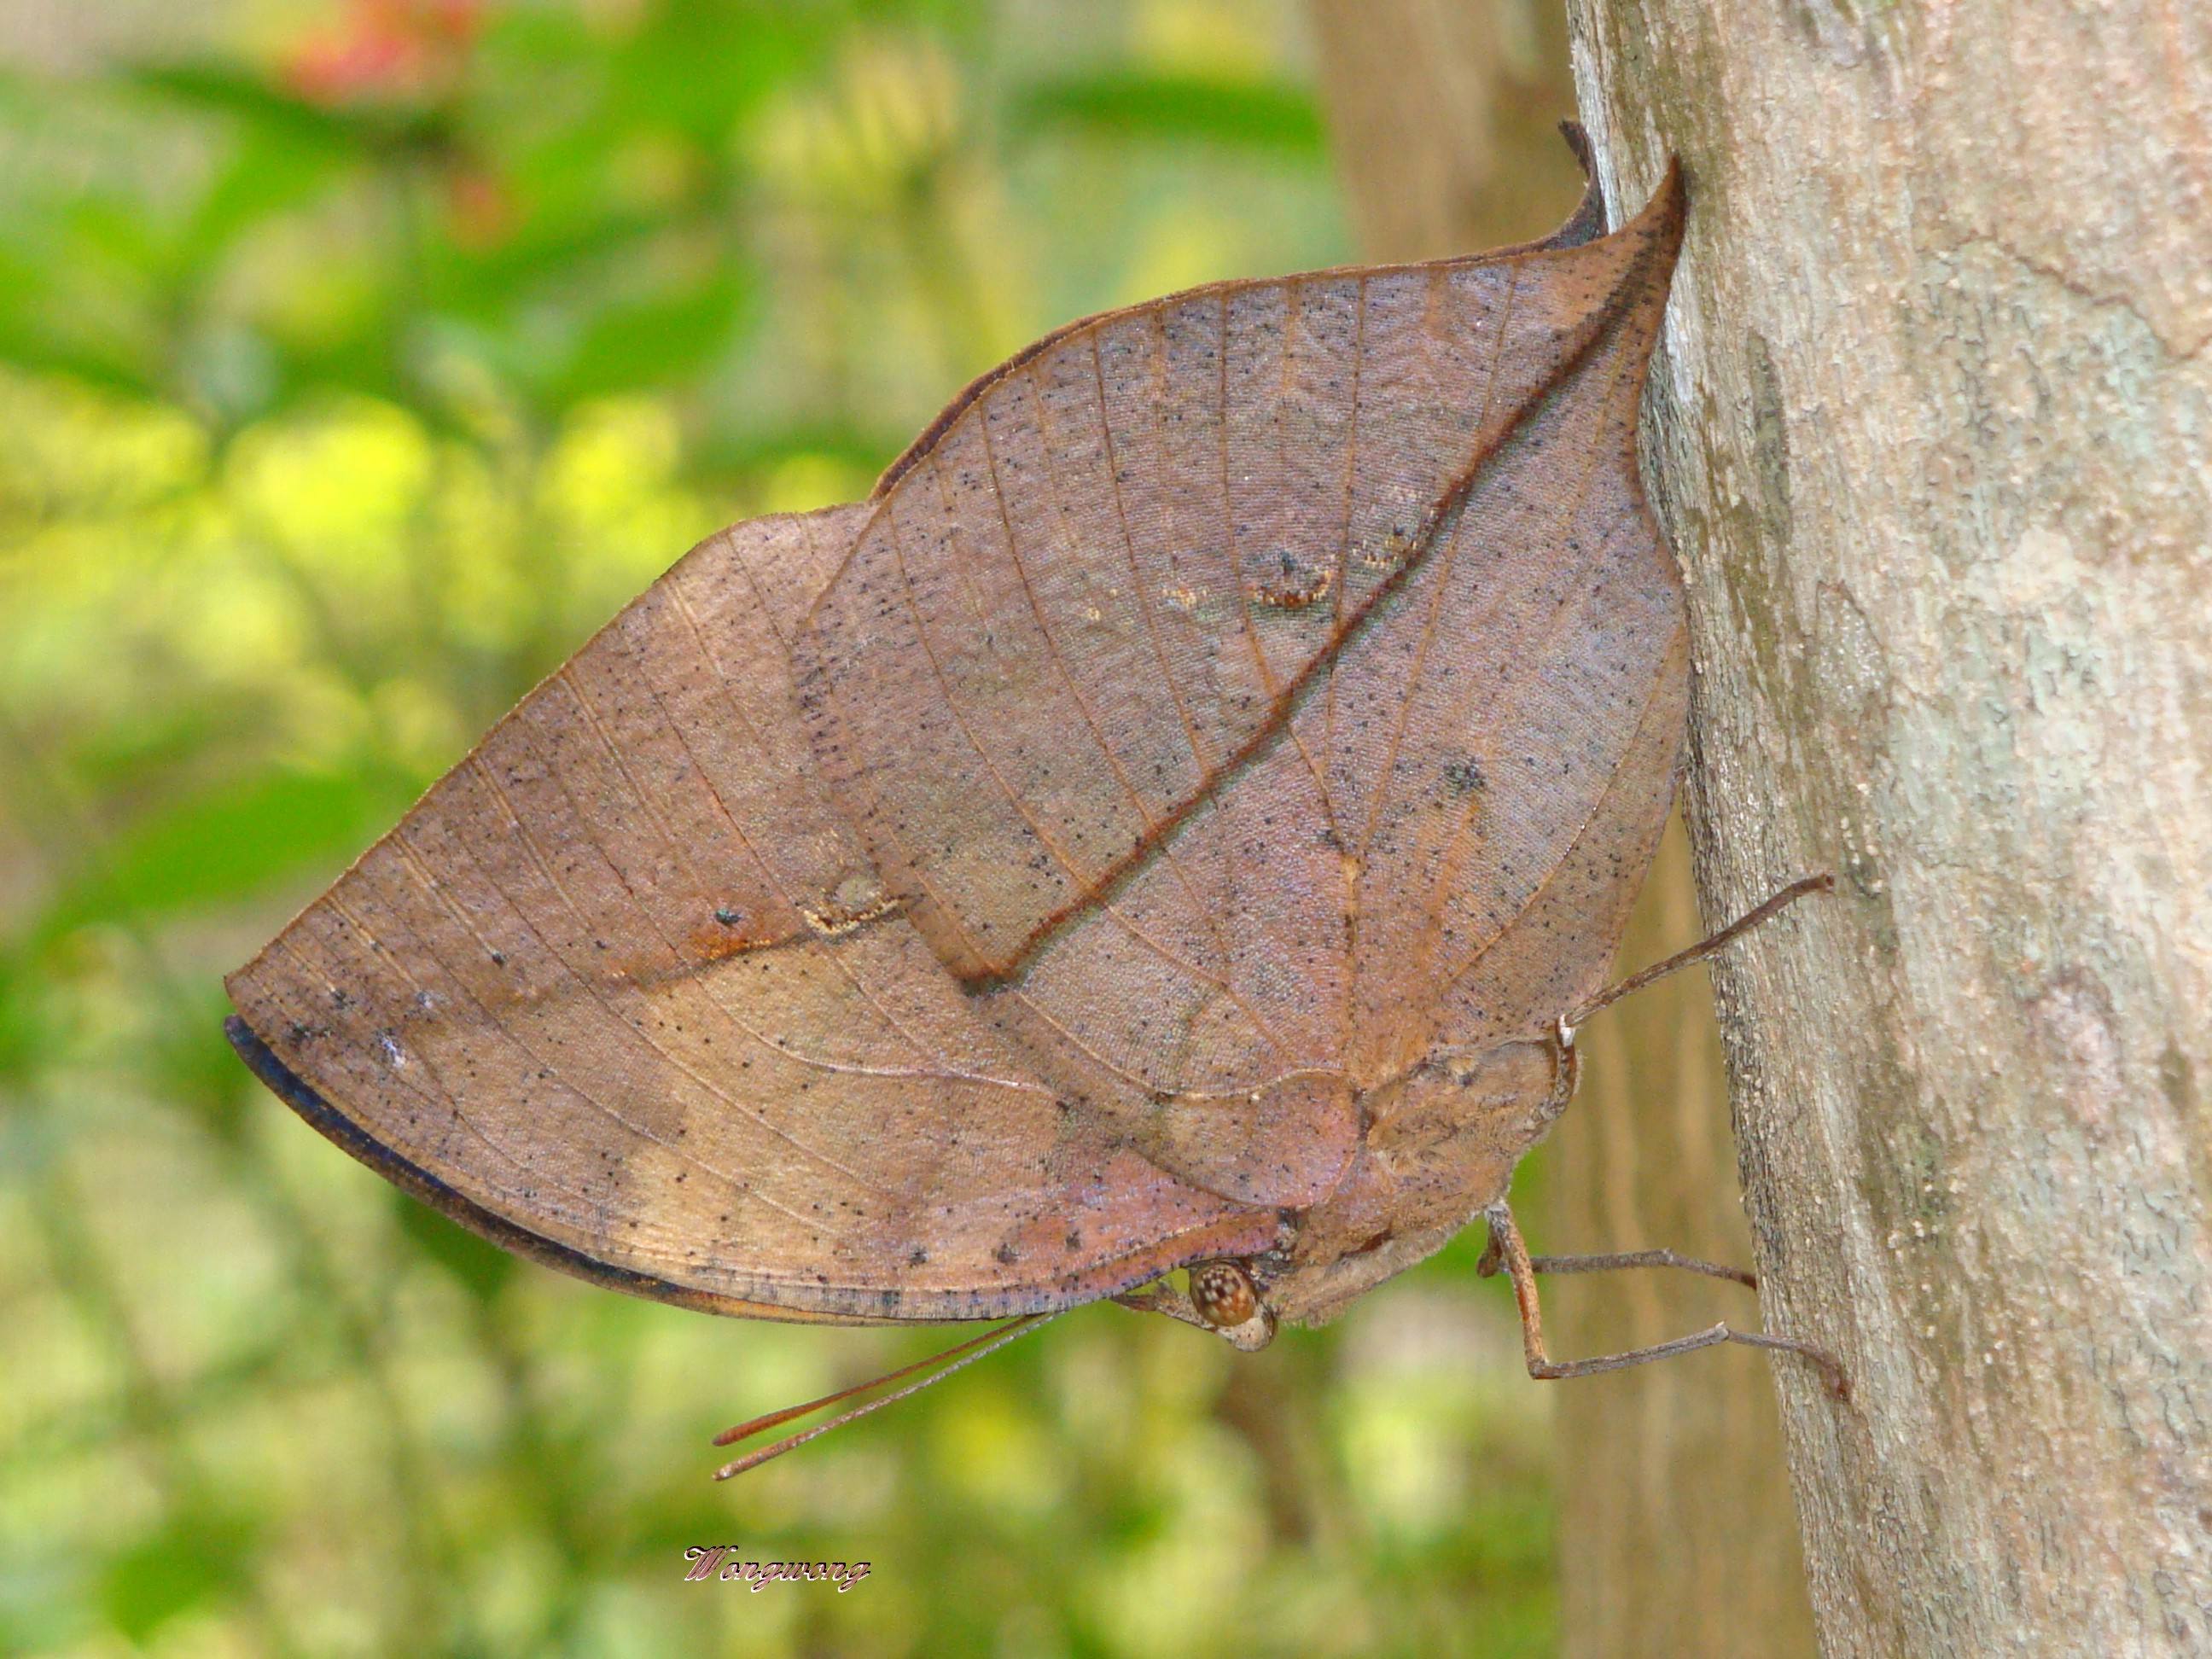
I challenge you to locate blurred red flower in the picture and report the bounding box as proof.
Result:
[285,0,483,106]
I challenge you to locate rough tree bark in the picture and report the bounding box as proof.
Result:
[1564,3,2212,1654]
[1554,817,1819,1658]
[1310,4,1816,1654]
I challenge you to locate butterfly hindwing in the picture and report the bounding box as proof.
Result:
[226,505,1278,1321]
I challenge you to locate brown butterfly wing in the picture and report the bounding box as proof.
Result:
[1336,177,1691,1074]
[797,169,1686,1206]
[227,155,1688,1318]
[225,505,1278,1323]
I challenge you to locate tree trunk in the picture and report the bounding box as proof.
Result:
[1553,815,1819,1659]
[1309,4,1816,1653]
[1563,4,2212,1654]
[1307,0,1588,260]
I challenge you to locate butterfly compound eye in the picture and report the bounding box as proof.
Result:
[1190,1260,1260,1329]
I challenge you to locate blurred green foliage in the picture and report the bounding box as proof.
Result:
[0,3,1558,1654]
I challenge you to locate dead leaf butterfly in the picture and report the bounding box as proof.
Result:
[225,125,1842,1481]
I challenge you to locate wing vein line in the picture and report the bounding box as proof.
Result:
[653,577,1054,1098]
[890,460,1261,1004]
[916,244,1656,992]
[259,928,714,1254]
[1328,274,1368,1067]
[1014,352,1286,1045]
[684,529,980,1066]
[265,928,536,1186]
[977,377,1166,835]
[503,694,899,1185]
[1087,330,1219,780]
[1217,288,1344,833]
[376,830,824,1235]
[462,753,881,1209]
[1412,337,1648,986]
[555,661,1045,1094]
[1435,620,1686,1002]
[1351,267,1523,870]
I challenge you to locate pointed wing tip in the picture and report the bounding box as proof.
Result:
[1541,122,1607,250]
[220,959,259,1011]
[1622,154,1688,279]
[1647,154,1689,230]
[1540,125,1685,259]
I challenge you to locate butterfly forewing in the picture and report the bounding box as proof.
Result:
[1339,210,1691,1077]
[797,171,1688,1196]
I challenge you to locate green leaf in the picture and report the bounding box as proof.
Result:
[689,416,905,485]
[596,2,827,140]
[97,1513,252,1644]
[556,271,751,401]
[0,954,36,1086]
[123,62,432,159]
[179,129,353,268]
[393,1188,518,1304]
[26,765,416,949]
[1010,72,1327,154]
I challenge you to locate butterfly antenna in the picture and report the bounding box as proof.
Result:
[1570,872,1833,1028]
[710,1312,1057,1481]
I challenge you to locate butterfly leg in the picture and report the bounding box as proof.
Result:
[1479,1200,1848,1399]
[1481,1241,1755,1289]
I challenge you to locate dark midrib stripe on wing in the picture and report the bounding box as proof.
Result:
[955,233,1670,995]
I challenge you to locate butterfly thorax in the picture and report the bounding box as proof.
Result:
[1244,1034,1575,1330]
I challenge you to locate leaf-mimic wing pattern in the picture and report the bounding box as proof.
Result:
[798,167,1685,1201]
[227,147,1689,1324]
[227,507,1278,1320]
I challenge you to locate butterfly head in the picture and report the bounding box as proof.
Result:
[1186,1257,1277,1351]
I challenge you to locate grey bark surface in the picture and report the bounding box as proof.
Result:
[1553,816,1819,1659]
[1564,3,2212,1654]
[1310,4,1817,1653]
